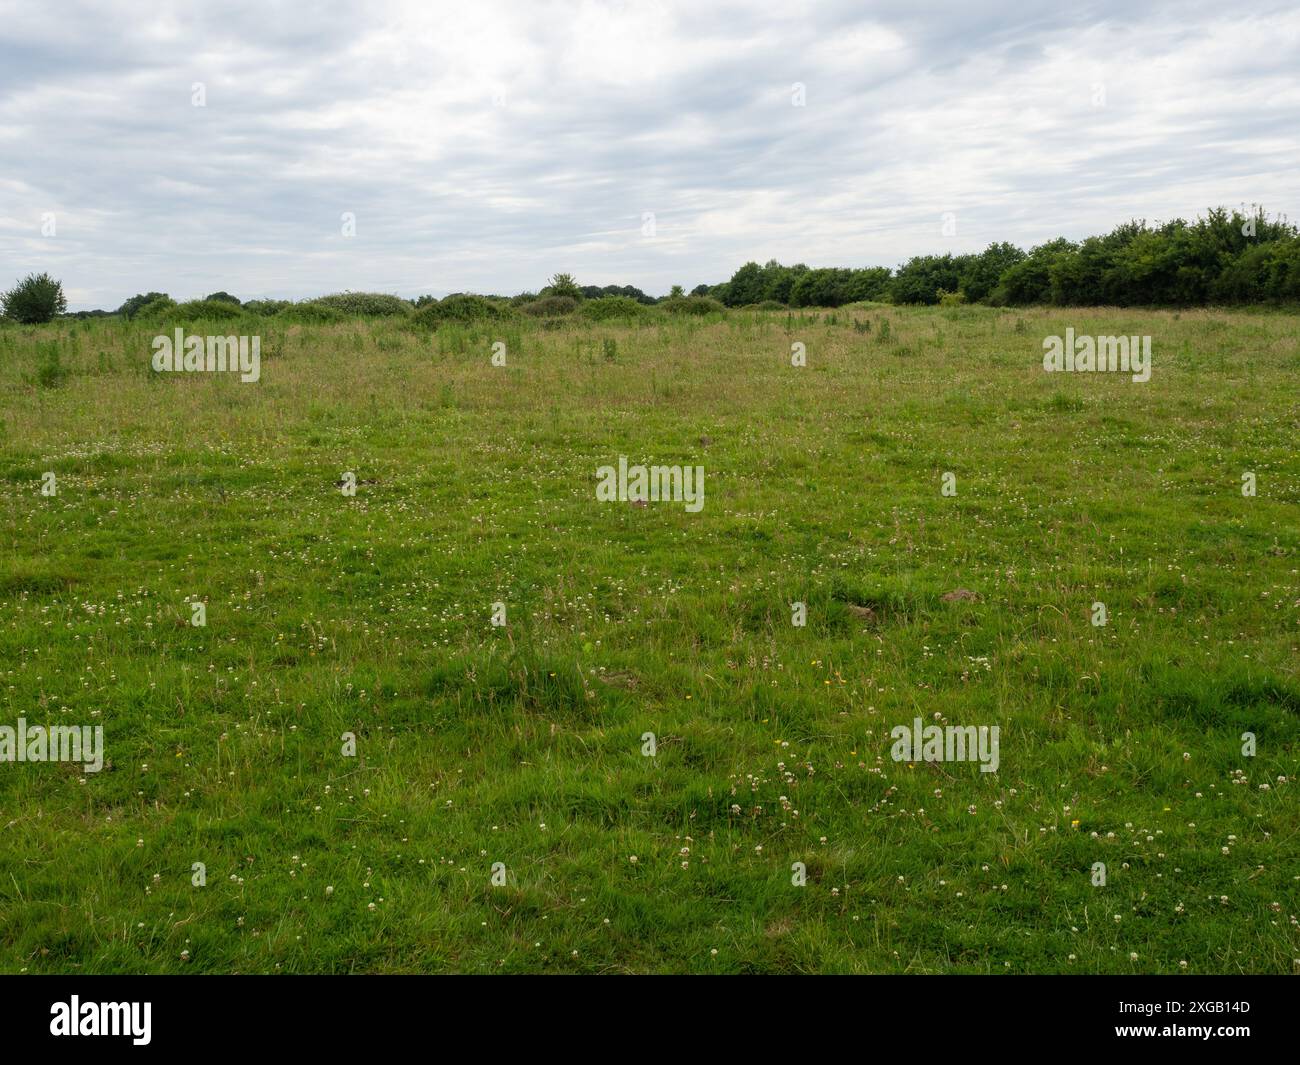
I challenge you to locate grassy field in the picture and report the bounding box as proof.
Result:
[1,303,1297,974]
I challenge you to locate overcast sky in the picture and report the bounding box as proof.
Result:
[2,1,1298,310]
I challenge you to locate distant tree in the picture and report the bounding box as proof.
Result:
[996,239,1077,305]
[608,284,654,304]
[890,255,966,305]
[204,291,241,305]
[1102,223,1202,305]
[719,262,764,306]
[1045,236,1111,305]
[790,267,857,307]
[117,292,171,318]
[544,273,583,300]
[959,243,1025,303]
[845,267,892,303]
[757,261,807,304]
[2,272,67,323]
[1212,238,1300,302]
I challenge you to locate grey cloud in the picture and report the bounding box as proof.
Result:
[1,0,1296,309]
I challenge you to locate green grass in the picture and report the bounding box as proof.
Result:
[0,304,1297,973]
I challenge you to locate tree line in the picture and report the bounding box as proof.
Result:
[6,206,1298,323]
[701,207,1299,307]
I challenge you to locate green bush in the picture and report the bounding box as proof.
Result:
[170,299,246,321]
[890,255,965,306]
[522,295,578,317]
[135,298,245,324]
[660,295,725,316]
[409,294,508,328]
[3,272,67,323]
[541,273,582,300]
[578,295,647,321]
[279,302,348,324]
[309,292,412,317]
[998,239,1076,305]
[117,292,171,319]
[789,267,863,307]
[132,297,179,322]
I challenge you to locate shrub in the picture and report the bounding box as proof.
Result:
[578,295,647,321]
[960,242,1025,303]
[118,292,171,319]
[660,295,724,316]
[889,256,966,305]
[718,262,764,306]
[3,272,67,323]
[845,267,893,303]
[138,297,248,324]
[542,273,582,300]
[309,292,413,317]
[789,267,863,307]
[998,239,1076,305]
[580,284,655,304]
[169,299,246,321]
[132,296,179,322]
[937,289,967,306]
[279,302,348,324]
[522,295,578,317]
[409,294,507,327]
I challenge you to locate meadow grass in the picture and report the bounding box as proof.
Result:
[0,303,1297,973]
